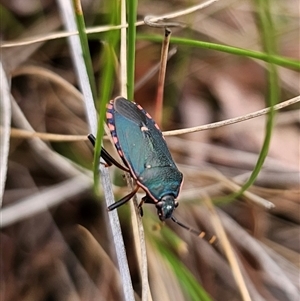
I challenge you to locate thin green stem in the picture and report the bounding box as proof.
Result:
[93,2,120,192]
[213,0,280,205]
[240,0,279,191]
[138,34,300,70]
[127,0,138,100]
[73,0,97,100]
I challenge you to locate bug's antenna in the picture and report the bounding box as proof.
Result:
[171,216,217,245]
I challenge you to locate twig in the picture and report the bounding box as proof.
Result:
[163,95,300,136]
[1,0,219,48]
[144,16,184,28]
[140,0,218,25]
[155,28,171,126]
[8,94,299,142]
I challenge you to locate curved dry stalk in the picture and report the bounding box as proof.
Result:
[154,28,171,126]
[144,16,184,28]
[1,0,218,48]
[141,0,218,26]
[163,95,300,136]
[11,98,84,178]
[8,94,300,144]
[12,65,84,100]
[9,128,88,141]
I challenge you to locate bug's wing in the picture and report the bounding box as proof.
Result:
[114,97,148,125]
[114,97,175,171]
[114,98,183,199]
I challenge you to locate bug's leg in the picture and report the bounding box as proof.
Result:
[138,197,145,217]
[101,148,130,172]
[141,195,156,204]
[87,134,129,172]
[87,133,97,147]
[108,185,139,211]
[139,207,144,217]
[138,195,156,217]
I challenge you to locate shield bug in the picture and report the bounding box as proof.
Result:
[89,96,216,244]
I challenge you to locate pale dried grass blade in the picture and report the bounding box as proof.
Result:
[0,174,91,228]
[0,62,11,207]
[56,0,135,300]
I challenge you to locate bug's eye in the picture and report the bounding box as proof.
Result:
[156,202,163,209]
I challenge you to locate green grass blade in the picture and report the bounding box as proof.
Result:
[127,0,138,100]
[215,0,280,203]
[138,34,300,70]
[144,213,213,301]
[241,0,279,191]
[93,2,120,192]
[72,0,97,100]
[153,238,213,301]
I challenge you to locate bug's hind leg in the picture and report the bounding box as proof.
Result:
[87,134,129,172]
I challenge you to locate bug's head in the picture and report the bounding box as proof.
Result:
[156,195,179,221]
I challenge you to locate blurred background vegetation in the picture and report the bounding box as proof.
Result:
[0,0,299,301]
